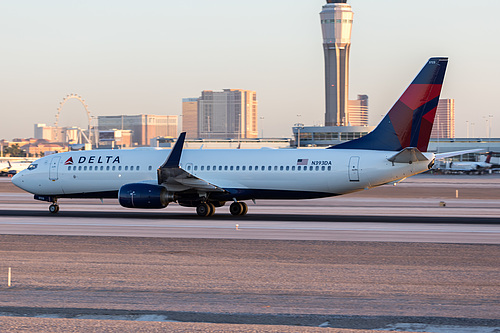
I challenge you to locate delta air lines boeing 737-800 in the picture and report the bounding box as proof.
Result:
[12,58,473,216]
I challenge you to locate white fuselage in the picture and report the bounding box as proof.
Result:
[12,147,434,200]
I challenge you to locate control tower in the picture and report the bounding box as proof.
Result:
[320,0,353,126]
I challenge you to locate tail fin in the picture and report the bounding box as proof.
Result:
[485,152,493,164]
[329,57,448,152]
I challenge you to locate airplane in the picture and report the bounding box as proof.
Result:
[435,152,491,174]
[0,160,32,176]
[13,57,470,217]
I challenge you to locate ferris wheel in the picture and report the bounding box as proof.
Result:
[54,94,95,145]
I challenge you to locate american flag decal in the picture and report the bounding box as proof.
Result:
[297,159,308,165]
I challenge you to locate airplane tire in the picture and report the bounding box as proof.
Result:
[49,204,59,214]
[229,202,242,216]
[207,202,215,216]
[230,202,248,216]
[240,202,248,216]
[196,203,211,217]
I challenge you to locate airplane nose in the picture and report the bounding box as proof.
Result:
[11,172,24,189]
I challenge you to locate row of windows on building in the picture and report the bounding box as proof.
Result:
[67,165,153,172]
[187,165,332,172]
[299,132,368,141]
[321,19,353,24]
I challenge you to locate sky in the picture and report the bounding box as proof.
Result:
[1,0,499,140]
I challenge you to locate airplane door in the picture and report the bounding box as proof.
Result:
[348,156,360,182]
[49,156,61,181]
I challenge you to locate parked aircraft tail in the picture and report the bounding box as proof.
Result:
[329,57,448,152]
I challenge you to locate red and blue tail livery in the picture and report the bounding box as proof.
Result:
[330,57,448,152]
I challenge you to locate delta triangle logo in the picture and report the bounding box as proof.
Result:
[64,157,74,165]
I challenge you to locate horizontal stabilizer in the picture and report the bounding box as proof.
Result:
[435,149,484,160]
[388,147,429,164]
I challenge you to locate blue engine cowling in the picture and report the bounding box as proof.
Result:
[118,183,173,209]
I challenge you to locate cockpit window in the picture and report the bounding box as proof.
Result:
[27,164,38,170]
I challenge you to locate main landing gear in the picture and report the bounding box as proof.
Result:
[196,202,215,217]
[229,202,248,216]
[195,201,248,217]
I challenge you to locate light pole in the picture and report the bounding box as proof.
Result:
[294,123,304,148]
[259,116,264,138]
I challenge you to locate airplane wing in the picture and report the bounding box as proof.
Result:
[435,149,484,160]
[157,132,226,193]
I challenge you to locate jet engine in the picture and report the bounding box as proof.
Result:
[118,183,175,209]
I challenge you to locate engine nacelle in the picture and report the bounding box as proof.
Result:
[118,183,175,209]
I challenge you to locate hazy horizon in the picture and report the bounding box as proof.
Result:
[1,0,499,141]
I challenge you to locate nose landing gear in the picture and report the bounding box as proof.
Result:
[49,203,59,214]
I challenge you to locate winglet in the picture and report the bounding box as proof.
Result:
[160,132,186,169]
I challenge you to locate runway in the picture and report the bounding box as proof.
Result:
[1,173,500,243]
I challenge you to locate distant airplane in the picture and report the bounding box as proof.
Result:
[12,57,477,216]
[436,152,491,174]
[2,161,31,175]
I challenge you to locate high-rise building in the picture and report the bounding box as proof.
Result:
[98,115,178,146]
[197,89,258,139]
[347,95,368,126]
[320,0,354,127]
[182,98,199,139]
[430,99,455,139]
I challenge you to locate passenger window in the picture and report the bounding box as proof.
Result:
[224,166,228,171]
[315,166,319,171]
[125,166,129,171]
[78,166,82,171]
[261,166,265,171]
[219,166,223,171]
[280,166,284,171]
[292,166,295,171]
[328,166,331,171]
[194,166,198,171]
[230,166,234,171]
[286,166,289,171]
[73,166,76,171]
[148,166,152,171]
[309,166,313,171]
[67,166,71,171]
[89,166,93,171]
[236,166,240,171]
[130,166,134,171]
[136,166,140,171]
[106,166,110,171]
[255,166,258,171]
[119,166,122,171]
[187,165,191,170]
[298,166,301,171]
[84,166,87,171]
[268,166,271,171]
[213,165,216,170]
[249,166,252,171]
[201,166,205,171]
[207,166,210,171]
[112,166,116,171]
[100,166,104,171]
[242,166,246,171]
[322,166,325,171]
